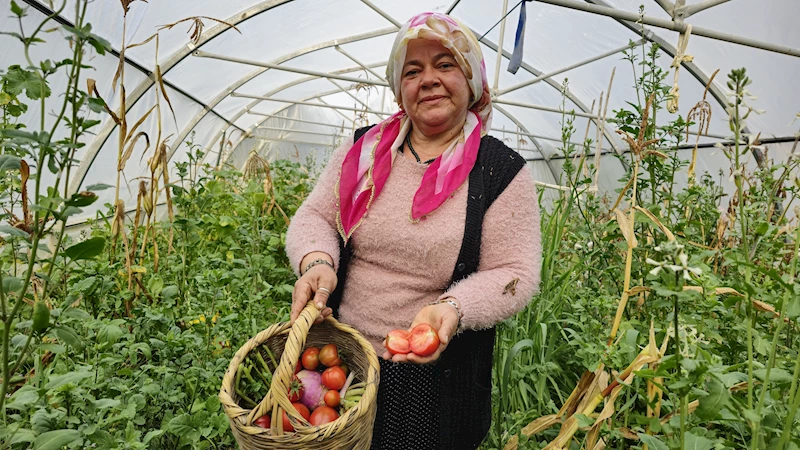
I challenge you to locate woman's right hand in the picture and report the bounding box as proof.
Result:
[291,252,337,324]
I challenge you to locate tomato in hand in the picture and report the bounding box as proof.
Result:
[309,405,339,426]
[254,414,271,428]
[301,347,320,371]
[324,389,340,407]
[282,402,311,432]
[321,366,346,390]
[318,343,339,367]
[385,329,410,355]
[287,375,304,403]
[409,323,440,357]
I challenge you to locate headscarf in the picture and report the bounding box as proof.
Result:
[336,12,492,242]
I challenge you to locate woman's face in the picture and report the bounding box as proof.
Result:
[399,39,472,136]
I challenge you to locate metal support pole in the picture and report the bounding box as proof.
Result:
[493,98,729,139]
[318,98,361,125]
[250,136,338,147]
[532,0,800,58]
[250,125,345,139]
[446,0,462,14]
[496,40,643,96]
[246,112,346,129]
[653,0,674,14]
[335,44,388,82]
[232,92,387,115]
[194,50,390,86]
[359,0,402,27]
[493,0,510,92]
[685,0,731,17]
[672,0,686,23]
[327,79,390,118]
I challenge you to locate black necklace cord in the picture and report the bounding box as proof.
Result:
[405,134,437,165]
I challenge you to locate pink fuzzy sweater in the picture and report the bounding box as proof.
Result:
[285,135,542,352]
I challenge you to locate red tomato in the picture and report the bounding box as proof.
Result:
[301,347,320,371]
[321,366,346,390]
[318,343,339,367]
[282,402,310,432]
[324,389,340,407]
[287,375,304,403]
[309,405,339,426]
[409,323,440,357]
[294,358,302,375]
[254,414,270,428]
[385,329,410,355]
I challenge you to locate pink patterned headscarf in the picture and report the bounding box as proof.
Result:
[336,12,492,242]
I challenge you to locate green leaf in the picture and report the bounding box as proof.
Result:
[9,427,36,444]
[638,434,669,450]
[53,325,84,351]
[696,378,730,420]
[85,182,113,191]
[143,430,165,444]
[45,370,93,390]
[93,398,120,409]
[60,308,91,321]
[684,431,715,450]
[39,343,65,354]
[97,320,125,345]
[0,154,21,171]
[64,237,105,261]
[787,294,800,320]
[3,65,51,100]
[6,386,39,410]
[32,429,81,450]
[161,285,179,302]
[2,276,24,295]
[754,368,794,384]
[573,413,594,428]
[10,1,25,18]
[65,191,98,207]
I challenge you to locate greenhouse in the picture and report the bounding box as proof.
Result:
[1,0,799,448]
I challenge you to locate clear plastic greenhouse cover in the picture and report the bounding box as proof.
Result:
[1,0,799,223]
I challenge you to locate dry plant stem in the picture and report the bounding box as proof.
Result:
[608,160,639,345]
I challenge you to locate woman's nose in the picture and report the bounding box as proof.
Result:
[419,67,440,87]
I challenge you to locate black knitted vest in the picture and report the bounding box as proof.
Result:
[329,125,526,449]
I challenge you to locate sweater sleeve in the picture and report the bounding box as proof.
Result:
[438,165,542,330]
[284,134,354,276]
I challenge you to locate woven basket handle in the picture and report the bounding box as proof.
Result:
[245,302,321,432]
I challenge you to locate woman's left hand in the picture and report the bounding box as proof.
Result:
[382,301,460,364]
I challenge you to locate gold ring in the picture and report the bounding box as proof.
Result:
[318,287,331,295]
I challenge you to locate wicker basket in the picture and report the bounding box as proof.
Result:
[219,303,380,449]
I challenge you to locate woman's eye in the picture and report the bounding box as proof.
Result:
[404,69,419,77]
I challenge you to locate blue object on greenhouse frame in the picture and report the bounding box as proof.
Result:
[508,0,530,74]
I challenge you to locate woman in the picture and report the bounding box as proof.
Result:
[285,12,542,450]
